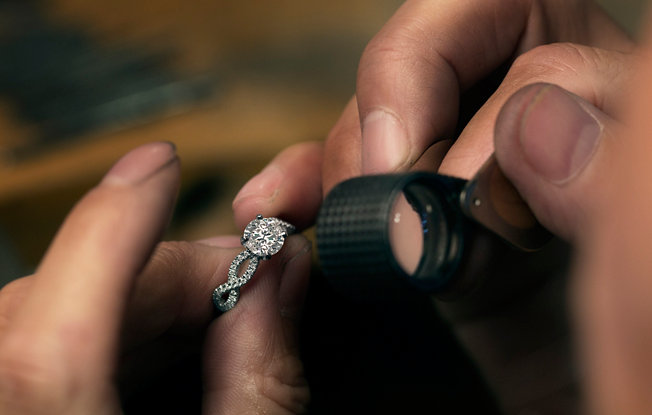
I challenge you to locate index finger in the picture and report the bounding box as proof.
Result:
[0,143,179,410]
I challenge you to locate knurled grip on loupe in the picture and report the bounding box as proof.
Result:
[316,156,552,302]
[316,173,470,300]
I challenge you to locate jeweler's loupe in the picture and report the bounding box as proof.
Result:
[316,155,551,300]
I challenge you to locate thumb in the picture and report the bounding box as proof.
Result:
[202,235,312,414]
[493,83,618,242]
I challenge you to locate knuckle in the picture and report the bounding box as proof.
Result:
[358,23,445,82]
[506,43,628,110]
[510,43,594,80]
[361,32,413,67]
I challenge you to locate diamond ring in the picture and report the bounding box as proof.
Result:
[213,214,296,312]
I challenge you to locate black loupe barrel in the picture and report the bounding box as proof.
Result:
[316,172,471,300]
[316,155,552,302]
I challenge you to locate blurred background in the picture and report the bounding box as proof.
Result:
[0,0,408,283]
[0,0,648,413]
[0,0,646,283]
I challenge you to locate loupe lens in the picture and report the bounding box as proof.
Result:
[392,179,463,291]
[388,191,423,276]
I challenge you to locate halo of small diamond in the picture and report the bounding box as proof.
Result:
[242,217,287,257]
[213,216,295,313]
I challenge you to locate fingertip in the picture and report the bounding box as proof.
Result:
[232,195,276,230]
[494,83,554,192]
[233,142,324,230]
[523,86,602,183]
[496,83,604,184]
[494,83,614,240]
[232,165,284,229]
[494,83,551,165]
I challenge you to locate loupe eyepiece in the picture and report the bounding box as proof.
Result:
[316,156,551,301]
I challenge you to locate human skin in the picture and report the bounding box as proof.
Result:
[0,142,312,414]
[492,50,652,411]
[231,0,652,413]
[232,0,633,227]
[1,1,651,414]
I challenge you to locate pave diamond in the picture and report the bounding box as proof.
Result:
[214,215,295,313]
[213,250,261,312]
[242,217,287,257]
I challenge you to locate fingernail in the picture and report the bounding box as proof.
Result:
[102,142,177,186]
[361,109,409,174]
[520,86,602,183]
[233,164,283,206]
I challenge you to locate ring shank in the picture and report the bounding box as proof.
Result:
[213,215,295,313]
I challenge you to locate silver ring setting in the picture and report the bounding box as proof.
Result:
[213,214,296,312]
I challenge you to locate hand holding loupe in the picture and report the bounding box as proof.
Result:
[316,155,552,301]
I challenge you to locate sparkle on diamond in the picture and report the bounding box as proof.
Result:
[243,218,286,257]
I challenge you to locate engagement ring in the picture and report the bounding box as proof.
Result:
[213,215,295,312]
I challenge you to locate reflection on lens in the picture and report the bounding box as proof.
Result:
[389,192,424,275]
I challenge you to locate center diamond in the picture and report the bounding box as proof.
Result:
[242,217,286,257]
